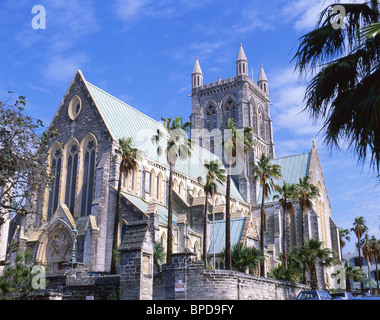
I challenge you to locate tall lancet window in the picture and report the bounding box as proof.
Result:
[47,147,62,220]
[81,139,96,217]
[205,104,216,131]
[64,143,79,214]
[224,98,236,124]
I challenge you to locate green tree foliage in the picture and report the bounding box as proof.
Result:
[251,153,282,276]
[0,250,45,300]
[292,1,380,177]
[221,243,264,273]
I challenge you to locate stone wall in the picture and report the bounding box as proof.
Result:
[153,254,310,300]
[45,274,120,300]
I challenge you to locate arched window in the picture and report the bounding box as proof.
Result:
[179,181,184,198]
[64,142,79,214]
[257,109,262,138]
[150,170,155,197]
[47,146,62,220]
[119,220,128,245]
[205,104,217,131]
[224,98,236,124]
[128,168,135,191]
[156,173,163,202]
[288,207,297,248]
[81,138,96,217]
[257,108,265,139]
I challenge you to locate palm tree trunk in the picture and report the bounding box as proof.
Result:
[301,202,308,284]
[301,202,306,247]
[111,160,123,274]
[203,188,209,267]
[283,197,287,269]
[366,256,373,295]
[346,276,352,293]
[167,163,174,265]
[225,165,232,270]
[357,241,364,292]
[260,184,266,277]
[310,263,318,290]
[375,256,379,294]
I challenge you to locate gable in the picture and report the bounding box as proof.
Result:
[47,70,114,151]
[257,151,312,204]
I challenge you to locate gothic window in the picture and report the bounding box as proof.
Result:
[129,169,135,191]
[64,143,79,214]
[119,221,128,245]
[47,147,62,220]
[150,170,155,198]
[257,109,262,138]
[81,139,96,217]
[205,104,216,131]
[288,209,297,248]
[257,108,265,140]
[156,173,163,202]
[179,181,184,197]
[224,98,236,124]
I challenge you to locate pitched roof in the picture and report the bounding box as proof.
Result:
[192,57,203,75]
[121,192,178,226]
[208,217,246,254]
[258,65,268,82]
[257,151,312,204]
[85,78,245,203]
[236,44,248,62]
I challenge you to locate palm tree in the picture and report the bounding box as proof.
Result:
[198,160,226,267]
[369,235,380,293]
[292,1,380,177]
[293,176,320,246]
[223,118,254,270]
[351,216,368,291]
[295,239,337,290]
[251,153,282,276]
[333,261,365,293]
[268,252,300,283]
[362,234,374,294]
[273,182,296,269]
[152,116,192,264]
[221,243,264,273]
[111,137,139,274]
[153,241,165,272]
[338,227,351,260]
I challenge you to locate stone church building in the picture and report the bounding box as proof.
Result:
[7,45,341,291]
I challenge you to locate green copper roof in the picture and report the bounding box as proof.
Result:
[86,80,245,203]
[208,217,246,254]
[257,152,312,204]
[122,192,178,226]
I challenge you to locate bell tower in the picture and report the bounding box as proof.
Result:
[190,45,275,204]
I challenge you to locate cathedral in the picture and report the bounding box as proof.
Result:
[6,45,341,290]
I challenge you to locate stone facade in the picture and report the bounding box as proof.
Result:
[5,45,341,299]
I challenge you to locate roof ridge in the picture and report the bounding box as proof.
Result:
[273,151,311,160]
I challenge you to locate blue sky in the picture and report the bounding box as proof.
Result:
[1,0,379,254]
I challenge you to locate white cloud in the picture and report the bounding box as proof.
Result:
[269,66,321,137]
[43,53,89,83]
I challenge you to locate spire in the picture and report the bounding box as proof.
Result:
[236,44,248,76]
[258,65,268,82]
[192,57,203,75]
[236,43,248,62]
[257,65,269,94]
[192,58,203,89]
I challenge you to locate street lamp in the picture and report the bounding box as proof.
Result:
[70,226,78,264]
